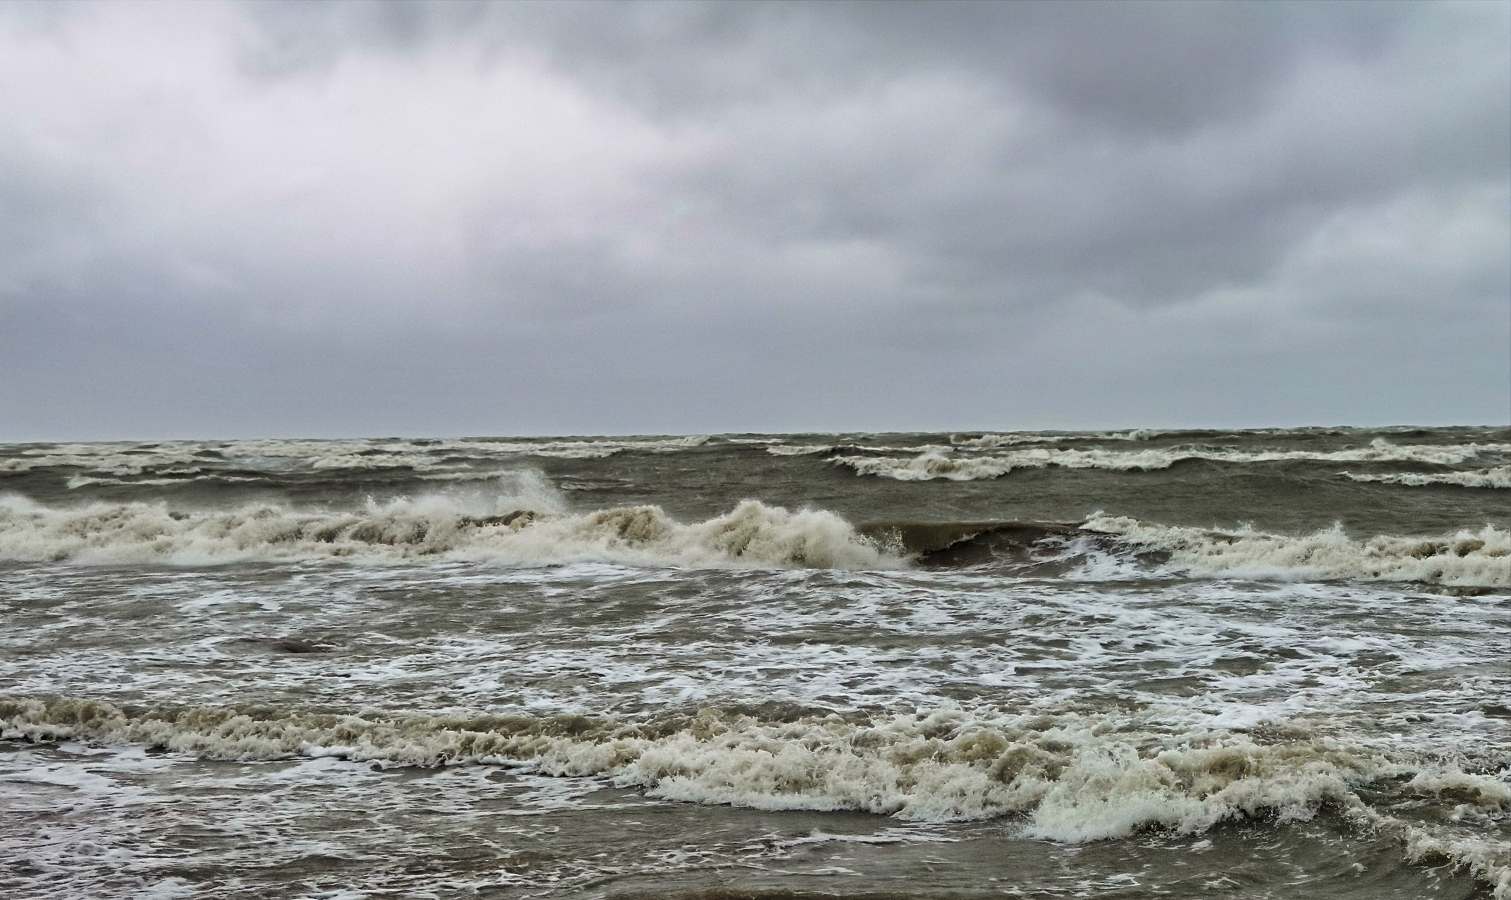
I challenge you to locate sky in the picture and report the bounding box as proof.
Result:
[1,0,1507,440]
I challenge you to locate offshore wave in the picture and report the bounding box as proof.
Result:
[950,429,1160,449]
[0,494,897,570]
[851,516,1510,587]
[835,440,1511,481]
[3,490,1505,585]
[0,436,711,477]
[761,431,1160,457]
[1345,467,1511,489]
[1083,514,1511,588]
[3,695,1506,894]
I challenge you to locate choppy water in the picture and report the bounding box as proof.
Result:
[1,427,1508,899]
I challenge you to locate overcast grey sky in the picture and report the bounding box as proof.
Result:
[1,0,1506,440]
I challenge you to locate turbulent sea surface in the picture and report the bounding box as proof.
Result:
[1,426,1508,899]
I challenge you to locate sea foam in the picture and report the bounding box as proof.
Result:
[0,494,896,570]
[1082,514,1511,588]
[3,695,1505,893]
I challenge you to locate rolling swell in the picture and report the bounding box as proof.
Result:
[857,521,1081,568]
[3,694,1506,894]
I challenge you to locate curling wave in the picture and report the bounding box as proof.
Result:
[1082,514,1511,588]
[0,494,896,570]
[2,695,1505,893]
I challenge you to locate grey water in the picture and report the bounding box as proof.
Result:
[1,427,1507,898]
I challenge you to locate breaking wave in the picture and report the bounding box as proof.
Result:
[3,695,1505,893]
[5,487,1504,586]
[836,439,1511,481]
[1345,467,1511,489]
[0,494,896,570]
[765,443,834,456]
[1082,514,1511,588]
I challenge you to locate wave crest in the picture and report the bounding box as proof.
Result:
[1345,467,1511,489]
[835,440,1511,481]
[0,494,896,570]
[1082,515,1511,587]
[2,694,1505,891]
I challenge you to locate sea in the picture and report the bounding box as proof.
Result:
[1,426,1507,899]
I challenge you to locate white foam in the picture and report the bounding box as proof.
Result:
[0,493,896,571]
[1344,467,1511,489]
[836,439,1511,481]
[3,694,1504,893]
[1081,514,1511,588]
[1,444,211,476]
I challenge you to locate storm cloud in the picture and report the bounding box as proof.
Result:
[1,0,1506,439]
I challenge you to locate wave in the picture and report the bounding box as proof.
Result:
[765,443,834,456]
[1345,467,1511,489]
[855,516,1510,587]
[1082,514,1511,588]
[0,435,712,477]
[3,695,1505,893]
[835,439,1511,481]
[0,492,896,570]
[8,486,1502,585]
[950,429,1159,449]
[857,520,1080,569]
[761,431,1160,458]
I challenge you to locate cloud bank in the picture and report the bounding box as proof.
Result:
[1,0,1506,439]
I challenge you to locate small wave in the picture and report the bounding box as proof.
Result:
[837,439,1511,481]
[0,493,895,570]
[765,444,833,456]
[2,695,1505,892]
[1,444,213,477]
[66,475,198,489]
[1,435,712,477]
[1344,467,1511,489]
[951,429,1159,449]
[1081,514,1511,588]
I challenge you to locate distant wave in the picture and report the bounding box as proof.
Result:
[1082,514,1510,588]
[950,429,1160,449]
[1344,467,1511,489]
[3,694,1505,893]
[1,435,712,477]
[834,440,1511,481]
[762,431,1160,457]
[765,443,834,456]
[0,494,896,570]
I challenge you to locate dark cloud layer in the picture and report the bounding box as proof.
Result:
[1,0,1506,440]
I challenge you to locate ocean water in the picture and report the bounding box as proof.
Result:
[1,426,1507,899]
